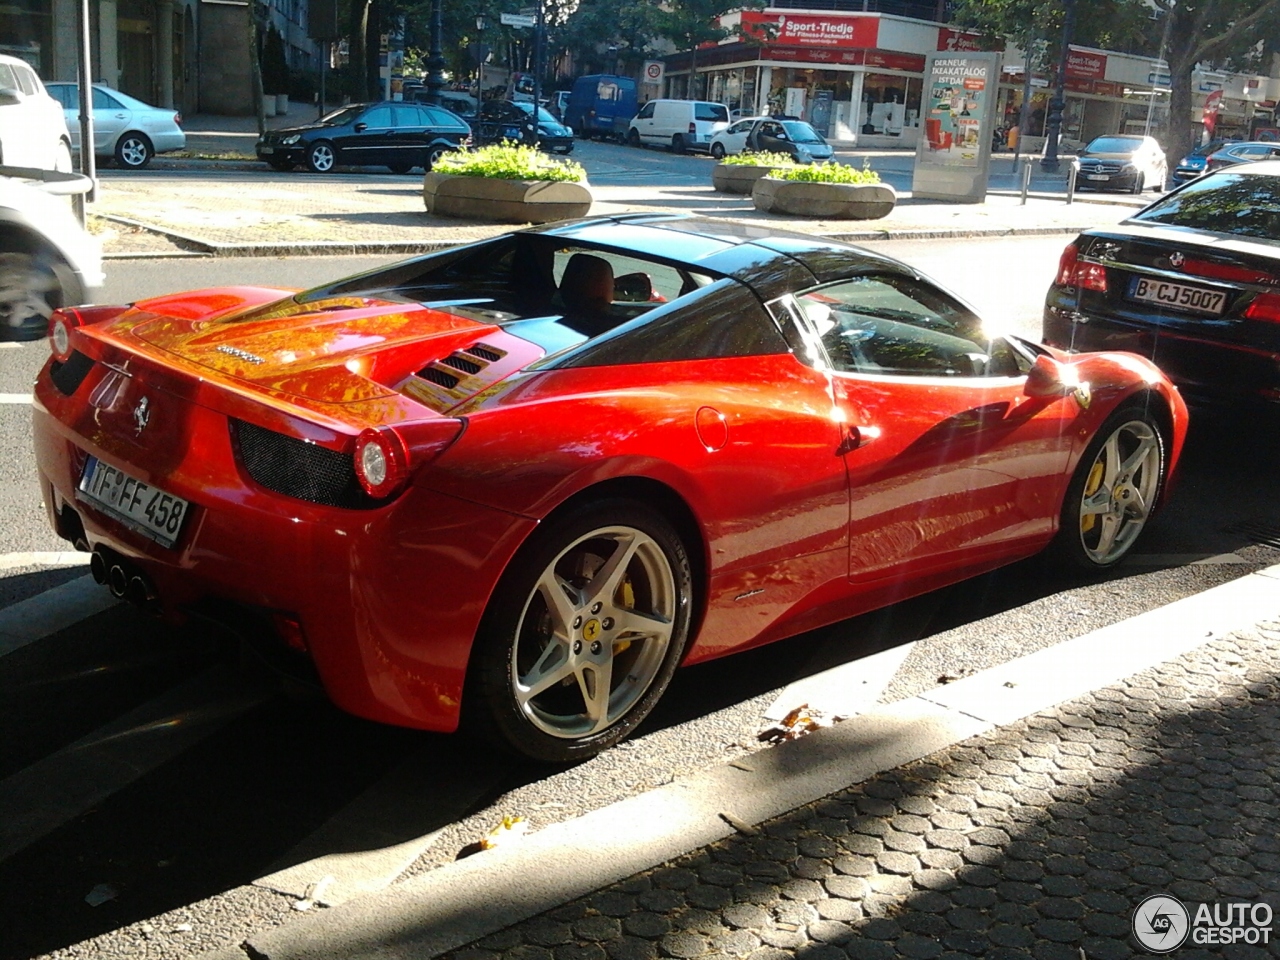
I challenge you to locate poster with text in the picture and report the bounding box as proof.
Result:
[920,57,993,167]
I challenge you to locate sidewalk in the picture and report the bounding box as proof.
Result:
[205,566,1280,960]
[91,109,1141,259]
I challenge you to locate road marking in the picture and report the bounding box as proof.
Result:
[254,749,507,907]
[0,551,91,571]
[0,665,271,862]
[0,393,33,404]
[0,575,116,661]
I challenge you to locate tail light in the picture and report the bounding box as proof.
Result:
[1244,292,1280,323]
[688,122,697,135]
[271,613,308,653]
[1055,241,1107,292]
[48,305,123,362]
[354,426,410,499]
[173,111,183,126]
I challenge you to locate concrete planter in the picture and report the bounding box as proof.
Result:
[422,172,592,224]
[711,162,796,194]
[751,178,896,220]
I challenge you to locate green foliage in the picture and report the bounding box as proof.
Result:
[765,162,882,184]
[719,151,794,167]
[950,0,1153,60]
[434,142,587,181]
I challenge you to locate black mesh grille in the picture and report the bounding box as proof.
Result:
[419,366,460,389]
[233,420,372,508]
[51,350,95,396]
[466,343,503,362]
[441,353,482,374]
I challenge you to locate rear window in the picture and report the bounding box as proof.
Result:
[1130,171,1280,241]
[695,102,728,123]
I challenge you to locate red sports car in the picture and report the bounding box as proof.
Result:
[32,215,1188,762]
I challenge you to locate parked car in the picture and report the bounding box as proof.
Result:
[1170,138,1231,185]
[474,99,574,154]
[45,82,185,169]
[0,54,73,173]
[549,90,571,120]
[709,117,833,163]
[255,101,470,174]
[1044,161,1280,411]
[627,99,729,153]
[1074,135,1168,193]
[32,214,1186,761]
[410,90,479,125]
[0,172,102,341]
[564,74,637,140]
[1201,140,1280,174]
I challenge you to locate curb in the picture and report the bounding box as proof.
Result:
[224,564,1280,960]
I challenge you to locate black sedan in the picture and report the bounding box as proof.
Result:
[473,100,574,154]
[1202,140,1280,175]
[256,102,470,174]
[1044,161,1280,411]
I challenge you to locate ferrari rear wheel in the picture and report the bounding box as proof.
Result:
[1056,402,1166,570]
[470,499,692,763]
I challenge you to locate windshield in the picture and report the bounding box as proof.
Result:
[782,121,823,144]
[1130,171,1280,242]
[1084,136,1144,155]
[320,105,366,126]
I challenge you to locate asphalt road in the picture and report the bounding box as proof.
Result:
[1,239,1278,960]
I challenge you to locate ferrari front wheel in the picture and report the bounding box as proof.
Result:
[470,500,692,763]
[1056,402,1166,570]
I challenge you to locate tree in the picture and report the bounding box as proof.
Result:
[658,0,765,99]
[557,0,664,76]
[1153,0,1280,161]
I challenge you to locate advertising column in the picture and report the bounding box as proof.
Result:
[911,51,1002,202]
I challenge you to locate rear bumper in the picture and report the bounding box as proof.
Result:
[32,363,536,733]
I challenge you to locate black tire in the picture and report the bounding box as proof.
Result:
[306,140,336,173]
[1051,399,1167,572]
[467,498,694,763]
[671,134,686,154]
[425,144,450,170]
[387,162,412,174]
[1130,174,1144,194]
[0,249,68,342]
[710,142,726,160]
[626,128,641,147]
[114,132,153,169]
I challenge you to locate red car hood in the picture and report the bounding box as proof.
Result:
[111,288,539,411]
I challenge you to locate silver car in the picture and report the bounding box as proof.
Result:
[45,83,185,169]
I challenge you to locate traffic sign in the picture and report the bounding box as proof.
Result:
[500,13,536,28]
[643,60,664,85]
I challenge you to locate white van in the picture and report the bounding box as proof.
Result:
[626,99,730,153]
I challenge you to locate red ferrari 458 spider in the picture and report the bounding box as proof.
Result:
[32,215,1188,762]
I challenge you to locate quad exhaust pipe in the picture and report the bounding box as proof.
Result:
[90,546,156,607]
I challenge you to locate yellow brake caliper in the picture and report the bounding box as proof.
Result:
[1082,460,1105,534]
[613,579,636,654]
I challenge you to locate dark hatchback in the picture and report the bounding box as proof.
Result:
[473,100,574,154]
[256,101,470,174]
[1044,162,1280,410]
[1170,139,1230,185]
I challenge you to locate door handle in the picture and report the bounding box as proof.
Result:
[836,425,879,455]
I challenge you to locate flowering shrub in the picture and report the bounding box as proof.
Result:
[433,142,586,182]
[766,162,881,184]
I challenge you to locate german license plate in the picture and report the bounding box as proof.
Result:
[77,457,189,548]
[1086,174,1109,180]
[1129,276,1228,316]
[259,146,274,154]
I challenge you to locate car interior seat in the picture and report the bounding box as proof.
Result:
[557,253,616,330]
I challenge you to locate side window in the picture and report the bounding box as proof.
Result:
[391,104,421,126]
[0,64,18,92]
[48,84,72,107]
[793,276,1020,378]
[424,107,458,127]
[361,106,393,127]
[636,102,654,120]
[14,64,40,96]
[95,89,123,109]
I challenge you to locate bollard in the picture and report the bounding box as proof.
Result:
[1020,160,1032,205]
[1066,161,1078,205]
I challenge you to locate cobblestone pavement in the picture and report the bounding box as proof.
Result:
[441,621,1280,960]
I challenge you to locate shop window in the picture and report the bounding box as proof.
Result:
[862,73,921,136]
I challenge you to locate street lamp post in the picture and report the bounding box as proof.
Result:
[1041,0,1076,173]
[425,0,446,105]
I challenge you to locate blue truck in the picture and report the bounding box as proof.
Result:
[564,74,638,141]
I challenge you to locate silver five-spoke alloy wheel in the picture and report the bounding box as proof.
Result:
[1075,417,1162,565]
[511,524,676,739]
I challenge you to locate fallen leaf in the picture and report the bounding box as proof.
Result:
[758,703,847,743]
[479,815,529,850]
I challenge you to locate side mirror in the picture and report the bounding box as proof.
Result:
[775,132,789,141]
[1024,354,1091,408]
[613,272,654,302]
[0,87,21,106]
[354,122,368,132]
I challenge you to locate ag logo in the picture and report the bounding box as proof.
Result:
[1133,895,1190,953]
